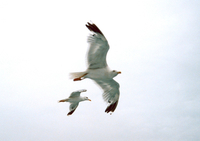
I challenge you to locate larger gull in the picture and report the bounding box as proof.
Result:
[58,89,91,116]
[70,22,121,114]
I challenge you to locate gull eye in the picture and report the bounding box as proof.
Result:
[86,97,88,99]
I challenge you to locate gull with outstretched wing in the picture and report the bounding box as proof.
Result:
[59,89,91,116]
[70,22,121,114]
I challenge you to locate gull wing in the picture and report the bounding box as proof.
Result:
[67,102,79,116]
[69,89,86,98]
[86,22,109,69]
[94,79,120,113]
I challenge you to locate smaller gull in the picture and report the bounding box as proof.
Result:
[58,89,91,116]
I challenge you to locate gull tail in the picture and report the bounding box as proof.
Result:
[69,71,88,80]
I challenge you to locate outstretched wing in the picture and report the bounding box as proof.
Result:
[86,22,109,69]
[94,79,120,113]
[69,89,87,98]
[67,103,79,116]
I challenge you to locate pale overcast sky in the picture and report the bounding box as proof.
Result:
[1,0,200,141]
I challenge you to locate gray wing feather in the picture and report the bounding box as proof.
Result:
[67,103,79,116]
[86,22,109,69]
[94,79,120,113]
[69,92,81,98]
[69,89,86,98]
[87,34,109,69]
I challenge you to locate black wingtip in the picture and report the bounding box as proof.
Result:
[86,22,104,36]
[105,100,118,113]
[67,109,76,116]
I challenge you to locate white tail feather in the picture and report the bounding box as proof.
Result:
[69,72,87,79]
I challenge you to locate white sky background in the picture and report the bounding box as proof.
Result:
[1,0,200,140]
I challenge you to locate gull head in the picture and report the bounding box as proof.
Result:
[110,70,121,78]
[84,96,91,101]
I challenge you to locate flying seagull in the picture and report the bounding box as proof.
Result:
[70,22,121,114]
[58,89,91,116]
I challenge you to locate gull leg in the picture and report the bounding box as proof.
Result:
[73,78,82,81]
[73,73,88,81]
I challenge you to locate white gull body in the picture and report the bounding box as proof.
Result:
[59,89,91,116]
[70,22,121,113]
